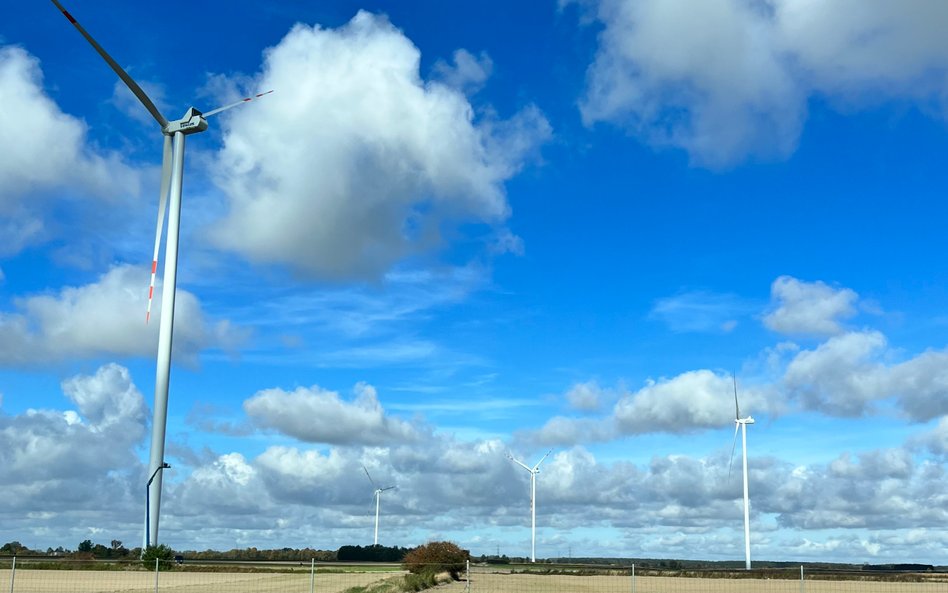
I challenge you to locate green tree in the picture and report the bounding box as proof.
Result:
[77,540,93,553]
[402,541,469,580]
[1,541,26,555]
[141,544,175,569]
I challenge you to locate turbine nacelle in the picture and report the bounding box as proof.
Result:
[736,416,755,425]
[163,108,209,136]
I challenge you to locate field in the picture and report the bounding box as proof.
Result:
[4,564,948,593]
[467,570,948,593]
[0,567,399,593]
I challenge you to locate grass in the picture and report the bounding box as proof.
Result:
[340,570,450,593]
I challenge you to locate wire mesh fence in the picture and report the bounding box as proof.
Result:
[2,557,947,593]
[468,564,948,593]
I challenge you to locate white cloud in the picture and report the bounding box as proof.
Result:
[914,417,948,457]
[887,351,948,421]
[173,453,271,518]
[526,371,775,446]
[0,265,243,366]
[764,276,858,336]
[614,370,767,434]
[0,45,141,255]
[572,0,948,167]
[782,330,948,420]
[61,363,148,433]
[783,331,886,416]
[432,49,494,95]
[651,290,751,333]
[0,364,146,514]
[210,12,551,279]
[244,382,419,445]
[565,381,606,411]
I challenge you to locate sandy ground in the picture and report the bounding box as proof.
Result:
[0,568,400,593]
[3,568,947,593]
[464,571,948,593]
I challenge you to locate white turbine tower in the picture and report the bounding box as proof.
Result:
[507,449,551,563]
[362,465,396,546]
[50,0,271,549]
[728,375,755,570]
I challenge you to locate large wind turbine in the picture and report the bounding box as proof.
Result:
[507,449,551,563]
[728,375,755,570]
[50,0,271,548]
[362,465,396,546]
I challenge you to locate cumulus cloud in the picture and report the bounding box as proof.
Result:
[572,0,948,167]
[0,364,146,515]
[565,381,607,411]
[0,265,244,366]
[172,453,270,519]
[783,331,887,416]
[210,12,551,279]
[914,417,948,458]
[432,49,494,95]
[614,370,768,433]
[764,276,858,336]
[0,45,141,254]
[782,330,948,420]
[62,363,148,433]
[526,371,774,446]
[244,382,419,445]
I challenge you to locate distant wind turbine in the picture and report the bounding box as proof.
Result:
[507,449,552,563]
[728,374,755,570]
[50,0,271,548]
[362,465,396,546]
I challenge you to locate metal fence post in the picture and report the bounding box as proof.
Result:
[631,563,635,593]
[465,560,470,593]
[309,558,315,593]
[8,556,15,593]
[800,565,804,593]
[154,558,159,593]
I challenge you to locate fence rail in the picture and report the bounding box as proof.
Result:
[2,557,946,593]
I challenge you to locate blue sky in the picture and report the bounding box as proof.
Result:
[3,0,948,564]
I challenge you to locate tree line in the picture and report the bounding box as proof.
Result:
[1,540,411,563]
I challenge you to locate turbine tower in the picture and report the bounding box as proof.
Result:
[50,0,271,548]
[362,465,395,546]
[507,449,551,563]
[728,375,755,570]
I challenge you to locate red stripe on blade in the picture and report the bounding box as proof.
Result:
[62,10,77,23]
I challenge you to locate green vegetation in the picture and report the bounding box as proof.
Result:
[337,544,411,562]
[141,544,175,569]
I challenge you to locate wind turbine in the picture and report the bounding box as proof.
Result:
[728,375,755,570]
[362,465,396,546]
[50,0,271,548]
[507,449,551,563]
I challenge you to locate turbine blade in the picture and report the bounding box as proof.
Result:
[381,485,396,492]
[728,423,740,479]
[733,373,741,420]
[50,0,169,129]
[362,464,376,489]
[146,136,173,324]
[534,449,553,471]
[508,454,532,473]
[202,90,274,118]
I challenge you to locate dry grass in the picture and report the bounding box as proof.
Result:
[3,568,947,593]
[0,568,402,593]
[466,571,948,593]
